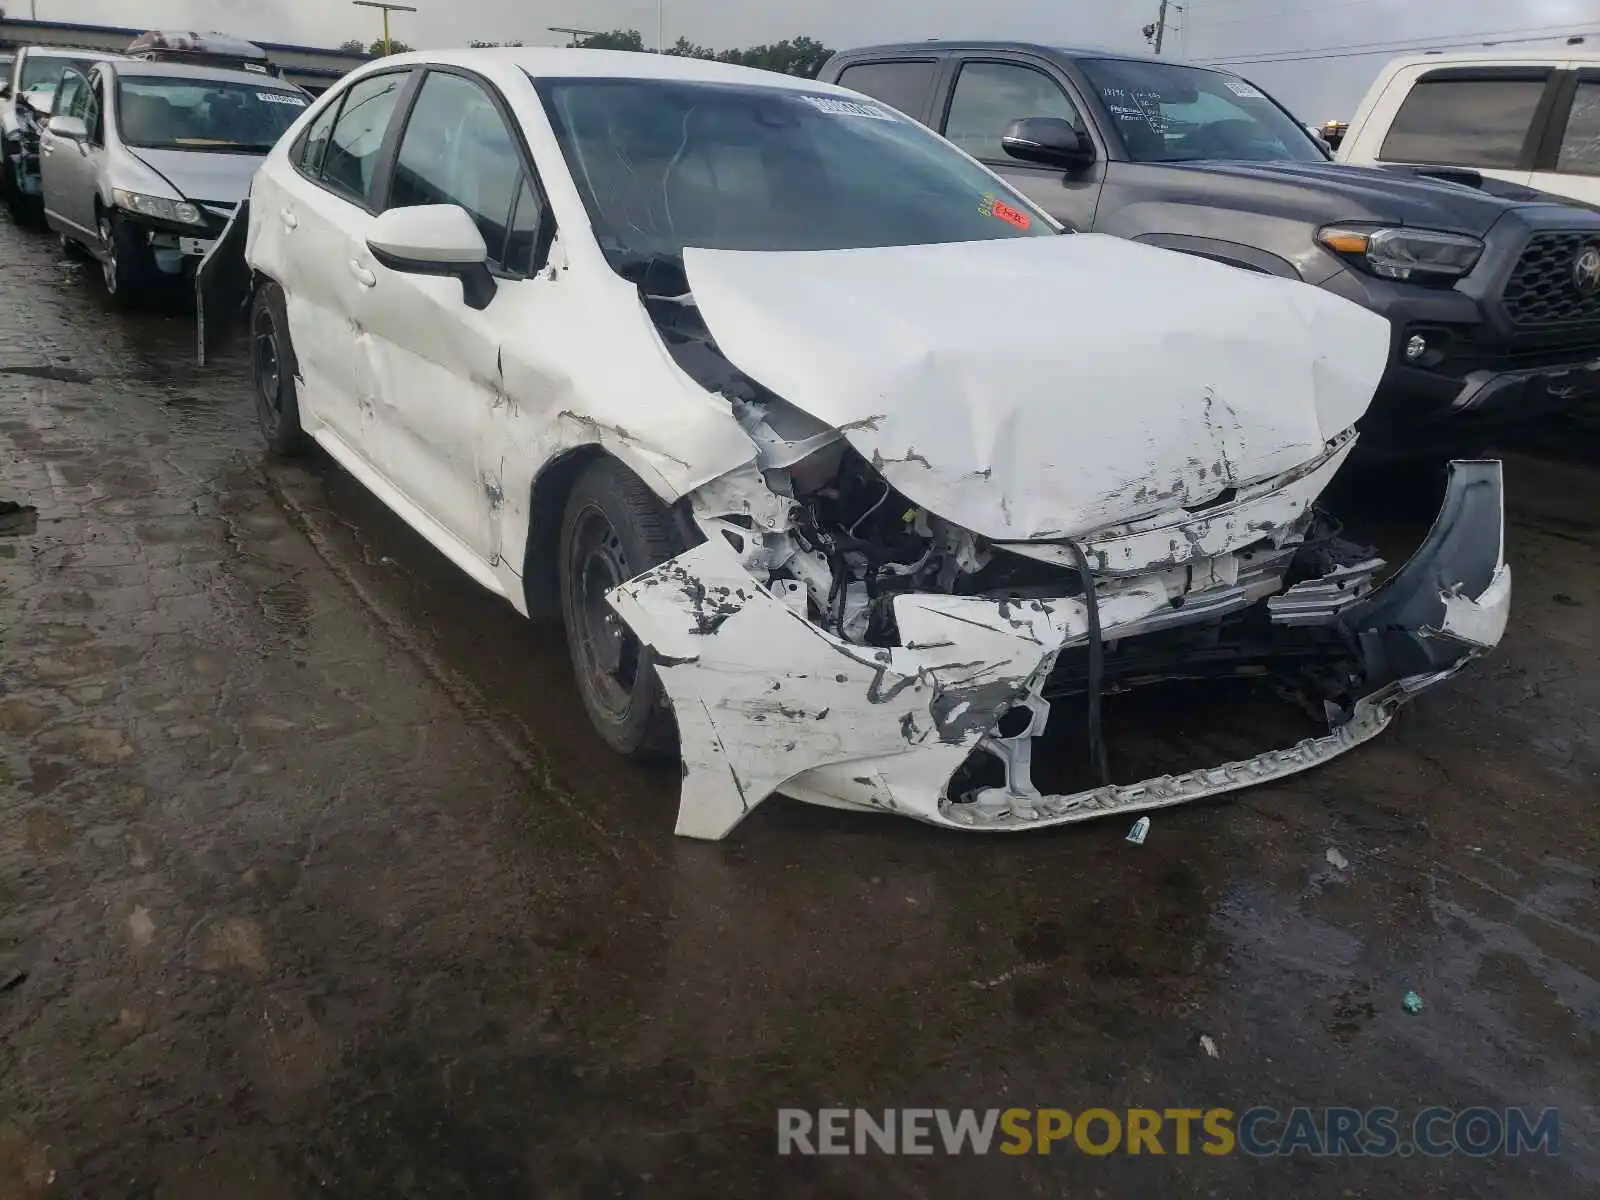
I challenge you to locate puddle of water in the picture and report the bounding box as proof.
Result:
[0,500,39,537]
[0,364,93,384]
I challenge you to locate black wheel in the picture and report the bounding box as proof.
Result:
[98,210,152,304]
[250,280,305,456]
[559,459,685,758]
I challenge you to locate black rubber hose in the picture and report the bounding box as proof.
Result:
[1065,540,1110,788]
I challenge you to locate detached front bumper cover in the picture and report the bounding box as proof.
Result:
[609,461,1510,840]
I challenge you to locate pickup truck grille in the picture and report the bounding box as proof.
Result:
[1503,231,1600,329]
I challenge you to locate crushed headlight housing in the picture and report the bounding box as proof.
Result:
[112,188,204,227]
[1317,224,1483,283]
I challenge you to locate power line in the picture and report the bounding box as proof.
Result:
[1198,22,1597,66]
[1197,0,1413,34]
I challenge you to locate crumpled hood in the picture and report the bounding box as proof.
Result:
[684,234,1389,541]
[129,147,262,204]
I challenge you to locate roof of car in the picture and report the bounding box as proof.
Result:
[23,47,125,61]
[105,59,304,90]
[1378,47,1600,67]
[363,46,856,89]
[829,40,1212,68]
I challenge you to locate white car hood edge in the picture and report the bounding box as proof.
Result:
[683,235,1391,542]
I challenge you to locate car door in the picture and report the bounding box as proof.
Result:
[938,56,1105,230]
[1535,69,1600,205]
[354,67,553,569]
[39,67,92,239]
[261,68,413,453]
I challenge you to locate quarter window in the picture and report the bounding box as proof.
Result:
[1379,77,1547,169]
[944,61,1084,162]
[388,71,529,270]
[1557,80,1600,175]
[320,71,408,204]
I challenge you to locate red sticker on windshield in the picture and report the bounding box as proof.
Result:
[980,195,1031,230]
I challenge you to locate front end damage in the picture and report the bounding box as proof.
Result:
[606,237,1509,840]
[610,427,1509,840]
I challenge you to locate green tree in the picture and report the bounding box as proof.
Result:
[368,38,413,56]
[338,39,368,55]
[663,36,716,60]
[575,29,646,52]
[720,36,833,78]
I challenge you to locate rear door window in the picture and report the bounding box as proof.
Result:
[319,71,408,205]
[1379,75,1548,168]
[834,61,938,120]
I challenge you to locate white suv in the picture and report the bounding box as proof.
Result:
[1339,50,1600,206]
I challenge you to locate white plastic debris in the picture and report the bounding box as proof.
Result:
[1200,1034,1219,1059]
[1326,847,1350,870]
[1126,817,1151,845]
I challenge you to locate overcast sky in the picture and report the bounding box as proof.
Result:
[25,0,1600,116]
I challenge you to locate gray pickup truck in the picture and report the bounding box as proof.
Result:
[818,42,1600,451]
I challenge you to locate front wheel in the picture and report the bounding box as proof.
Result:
[99,211,152,304]
[558,459,686,759]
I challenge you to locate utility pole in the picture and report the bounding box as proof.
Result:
[1143,0,1170,54]
[352,1,417,56]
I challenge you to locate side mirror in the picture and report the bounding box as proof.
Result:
[1001,117,1096,172]
[0,84,11,101]
[47,115,87,141]
[367,204,496,310]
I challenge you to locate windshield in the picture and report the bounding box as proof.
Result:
[536,77,1057,276]
[1077,58,1325,164]
[19,56,99,93]
[115,77,308,152]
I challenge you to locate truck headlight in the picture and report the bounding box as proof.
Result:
[112,188,205,227]
[1317,225,1483,283]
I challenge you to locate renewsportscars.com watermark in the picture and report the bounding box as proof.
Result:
[777,1107,1560,1158]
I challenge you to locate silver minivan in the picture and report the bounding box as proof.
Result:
[40,59,310,303]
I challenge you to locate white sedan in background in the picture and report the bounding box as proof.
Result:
[198,49,1509,840]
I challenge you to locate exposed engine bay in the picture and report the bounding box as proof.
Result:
[608,239,1511,841]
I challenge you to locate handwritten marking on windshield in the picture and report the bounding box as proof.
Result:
[979,195,1031,231]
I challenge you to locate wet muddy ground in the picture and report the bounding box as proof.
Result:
[1,218,1597,1198]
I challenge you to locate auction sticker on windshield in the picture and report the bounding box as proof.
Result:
[258,92,308,106]
[800,95,895,120]
[979,194,1031,230]
[1222,76,1266,100]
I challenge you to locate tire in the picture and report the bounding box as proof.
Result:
[558,459,685,759]
[249,280,306,456]
[98,210,152,304]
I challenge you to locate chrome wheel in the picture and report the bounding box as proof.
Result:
[98,216,118,294]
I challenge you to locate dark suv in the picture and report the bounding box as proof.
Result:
[819,42,1600,450]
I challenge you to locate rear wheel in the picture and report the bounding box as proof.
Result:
[558,459,685,758]
[250,280,306,456]
[99,210,152,304]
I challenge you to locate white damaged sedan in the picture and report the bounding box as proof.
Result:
[198,49,1511,839]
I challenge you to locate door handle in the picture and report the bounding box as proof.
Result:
[349,259,376,288]
[280,208,298,230]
